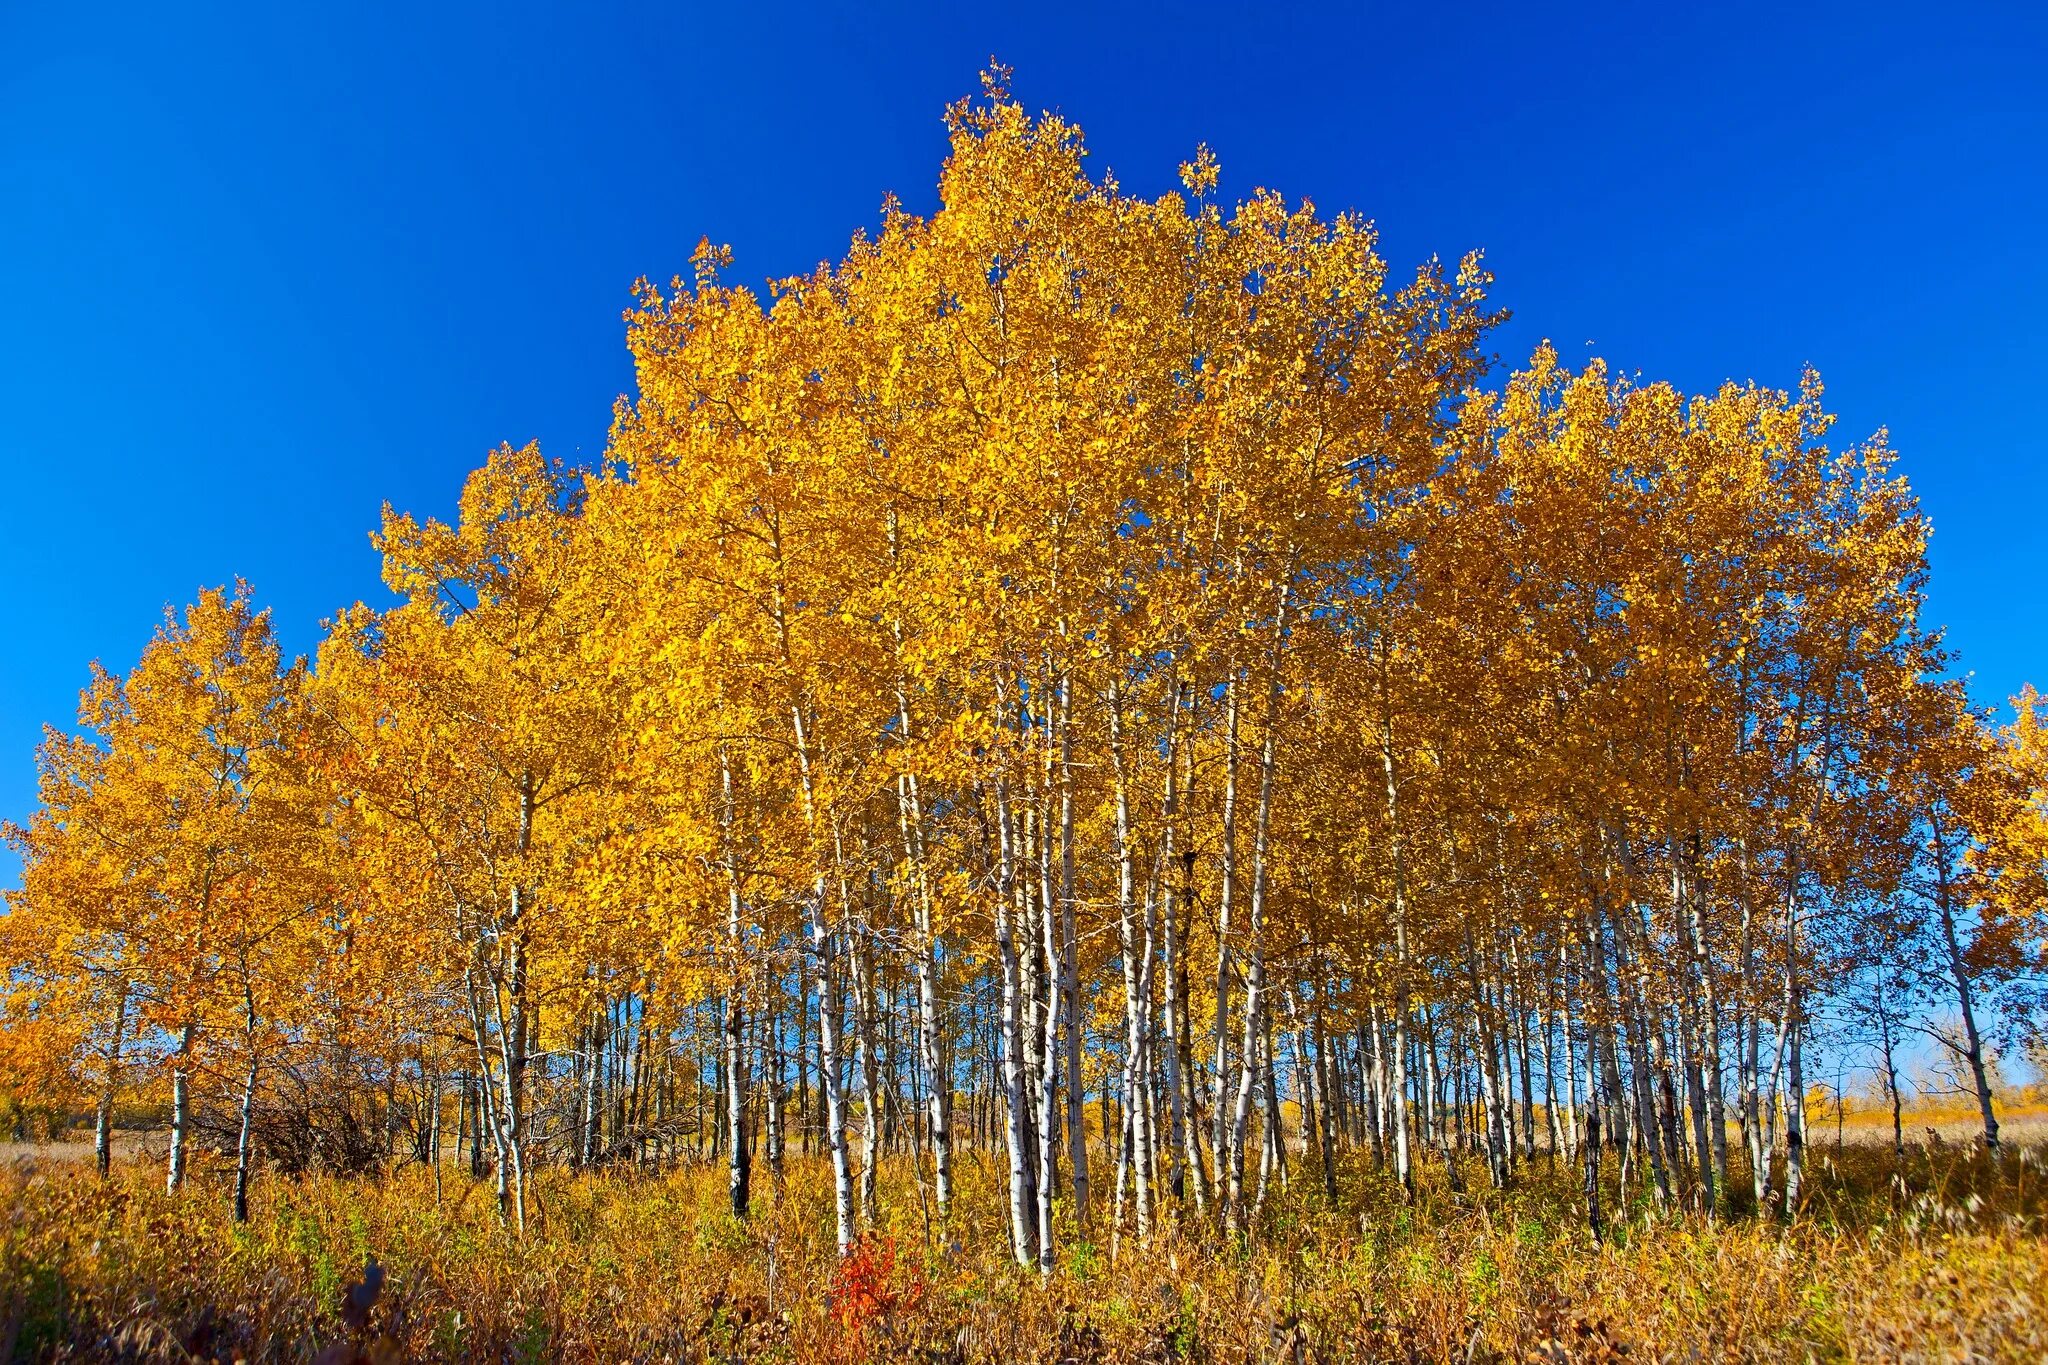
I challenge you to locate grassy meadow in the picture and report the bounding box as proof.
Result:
[4,1115,2045,1363]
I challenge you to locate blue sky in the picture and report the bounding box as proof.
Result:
[2,3,2044,886]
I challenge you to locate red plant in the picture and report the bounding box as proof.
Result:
[828,1233,925,1352]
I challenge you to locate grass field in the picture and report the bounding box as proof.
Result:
[2,1119,2045,1363]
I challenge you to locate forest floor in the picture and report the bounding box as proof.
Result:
[2,1131,2045,1363]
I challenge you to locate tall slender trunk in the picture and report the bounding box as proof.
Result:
[1772,865,1806,1218]
[1582,1084,1604,1246]
[813,907,855,1252]
[167,866,216,1197]
[1227,597,1288,1235]
[95,981,129,1179]
[719,749,752,1219]
[901,767,952,1218]
[851,927,886,1223]
[579,998,604,1166]
[1423,1010,1456,1185]
[463,995,497,1188]
[1680,832,1727,1211]
[767,981,786,1179]
[1581,901,1630,1167]
[764,513,855,1249]
[1462,926,1510,1189]
[487,929,530,1236]
[427,1069,444,1200]
[1784,949,1806,1216]
[1309,983,1337,1195]
[887,512,953,1217]
[1159,682,1195,1211]
[991,699,1037,1268]
[1108,674,1154,1238]
[724,981,751,1219]
[1054,669,1086,1231]
[790,698,855,1253]
[1627,899,1684,1203]
[167,1021,196,1195]
[1289,979,1339,1200]
[1603,884,1671,1205]
[1368,1007,1391,1169]
[1252,1014,1285,1224]
[1738,887,1766,1210]
[1034,781,1064,1271]
[1539,970,1565,1161]
[1560,964,1582,1160]
[233,964,260,1223]
[1380,634,1414,1197]
[1930,813,2000,1150]
[1209,672,1242,1207]
[1873,976,1905,1157]
[1507,933,1538,1159]
[472,774,536,1234]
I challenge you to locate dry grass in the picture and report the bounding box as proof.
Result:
[1818,1100,2048,1150]
[1,1136,2043,1363]
[0,1133,155,1170]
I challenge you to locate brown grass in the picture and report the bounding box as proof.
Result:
[1,1134,2043,1362]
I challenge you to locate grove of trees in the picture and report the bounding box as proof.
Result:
[5,75,2045,1264]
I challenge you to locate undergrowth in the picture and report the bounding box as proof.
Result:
[1,1142,2043,1362]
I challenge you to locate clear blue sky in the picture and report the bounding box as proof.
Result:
[3,3,2044,887]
